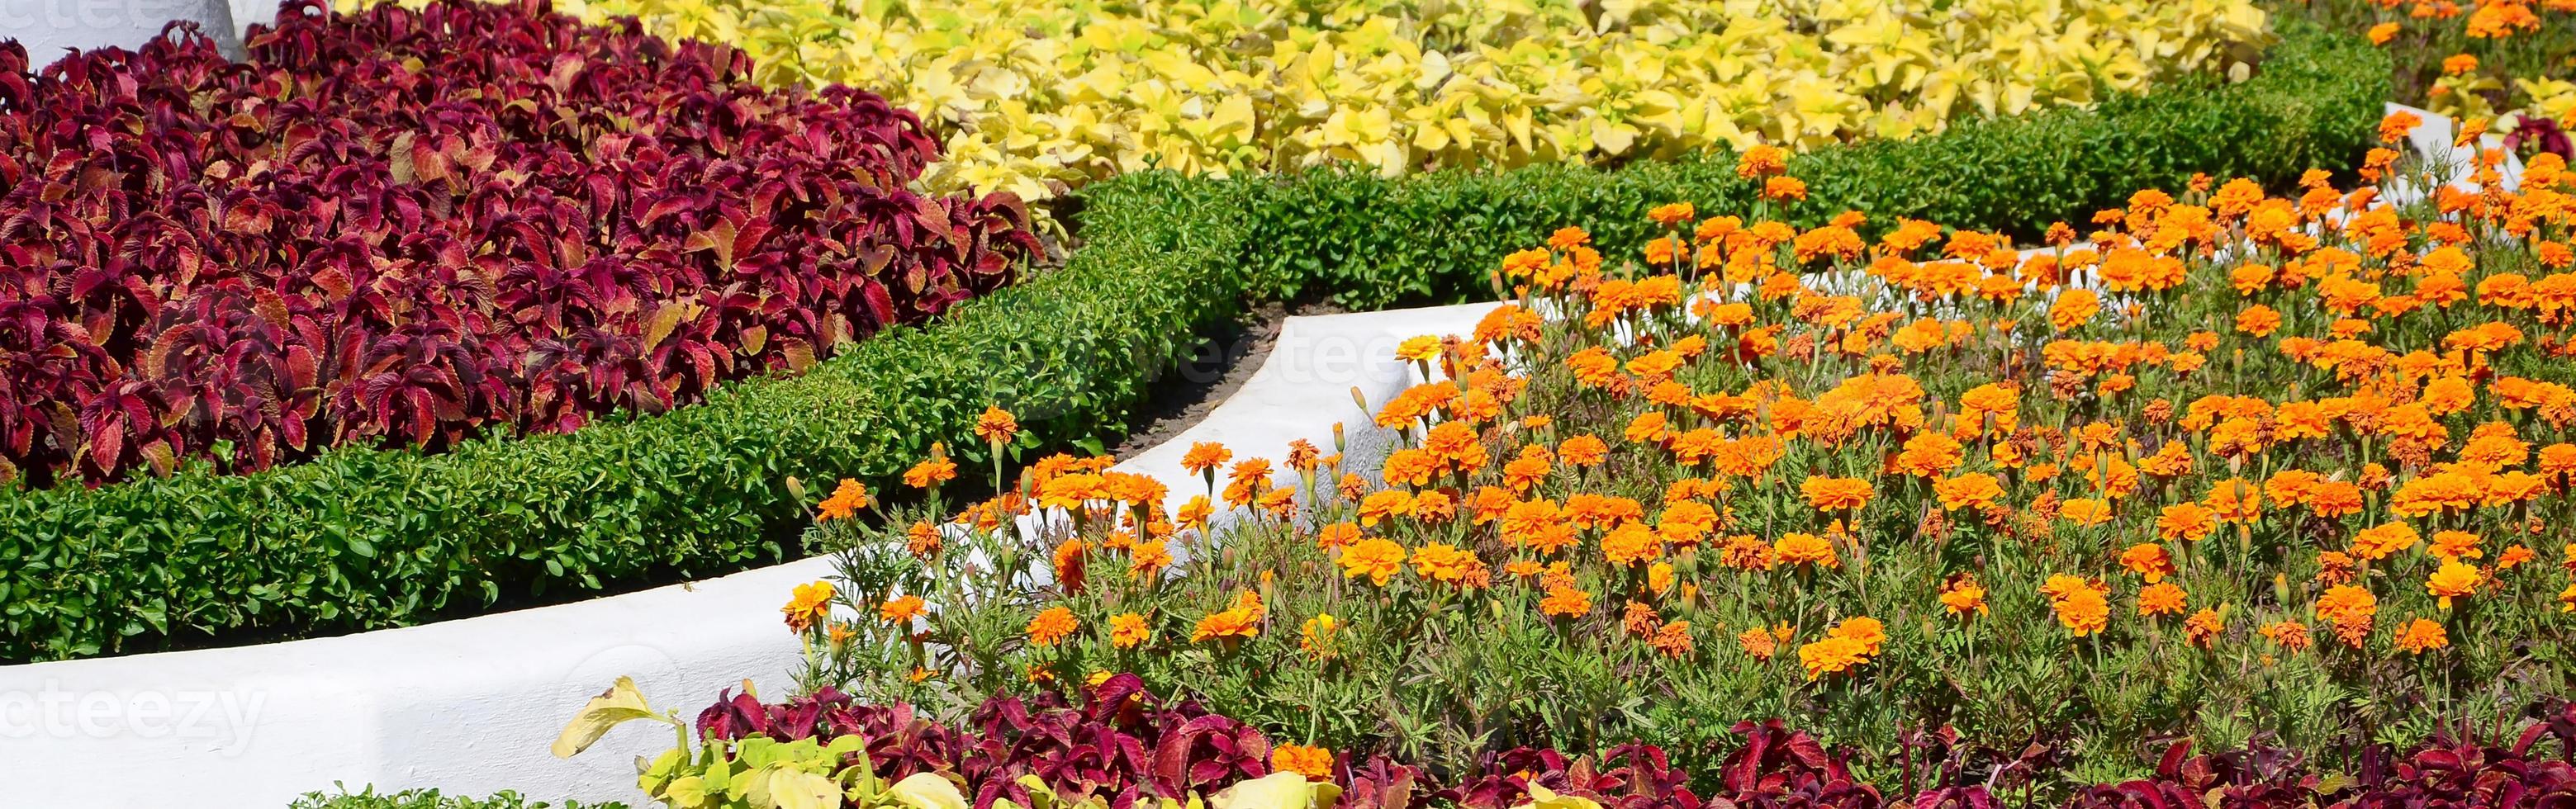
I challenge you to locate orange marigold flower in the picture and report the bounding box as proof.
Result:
[907,520,943,557]
[2394,618,2448,654]
[2317,584,2377,641]
[2380,110,2422,144]
[1940,575,1989,617]
[1800,476,1874,512]
[2308,481,2365,518]
[1648,201,1696,227]
[975,406,1019,446]
[1652,620,1694,658]
[1737,144,1787,178]
[2049,289,2101,332]
[2499,545,2536,570]
[1539,584,1593,618]
[1316,521,1362,550]
[2261,620,2311,651]
[1110,612,1151,649]
[880,594,926,624]
[2119,543,2175,582]
[1933,473,2004,511]
[818,479,873,522]
[2204,477,2261,524]
[783,580,836,633]
[1273,745,1334,779]
[904,452,958,490]
[1830,616,1886,655]
[1411,542,1483,584]
[1191,599,1262,643]
[1560,434,1611,466]
[1181,442,1232,476]
[2137,582,2188,617]
[1028,605,1079,646]
[2235,305,2283,338]
[2426,560,2480,608]
[2052,585,2110,637]
[1799,635,1871,680]
[1357,489,1415,528]
[1601,522,1663,567]
[2185,608,2225,647]
[2351,522,2422,561]
[1739,627,1780,660]
[2430,530,2482,561]
[2156,502,2218,542]
[1895,432,1966,478]
[1775,532,1838,569]
[1340,538,1407,586]
[2060,498,2113,528]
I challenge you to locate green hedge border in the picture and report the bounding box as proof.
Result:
[0,21,2387,663]
[1239,17,2389,310]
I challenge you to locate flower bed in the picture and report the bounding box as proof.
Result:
[0,10,2386,663]
[0,0,1034,488]
[560,674,2576,808]
[472,0,2280,206]
[2273,0,2575,154]
[778,115,2576,784]
[1226,16,2389,310]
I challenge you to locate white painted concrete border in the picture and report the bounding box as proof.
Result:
[0,303,1498,808]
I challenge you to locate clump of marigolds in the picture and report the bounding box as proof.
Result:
[783,115,2576,777]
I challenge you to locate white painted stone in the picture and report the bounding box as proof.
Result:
[3,0,240,59]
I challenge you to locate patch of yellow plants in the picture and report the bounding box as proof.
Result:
[350,0,2274,207]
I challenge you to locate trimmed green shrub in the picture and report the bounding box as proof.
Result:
[288,786,621,809]
[0,172,1250,663]
[0,22,2382,665]
[1236,18,2389,310]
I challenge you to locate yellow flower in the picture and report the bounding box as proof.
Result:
[1939,575,1988,617]
[1396,335,1444,362]
[1299,614,1339,659]
[2425,561,2480,609]
[781,580,835,633]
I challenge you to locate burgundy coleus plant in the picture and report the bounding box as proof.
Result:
[1714,719,1886,809]
[671,683,2576,809]
[0,0,1037,487]
[690,674,1322,809]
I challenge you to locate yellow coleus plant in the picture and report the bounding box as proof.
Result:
[346,0,2271,211]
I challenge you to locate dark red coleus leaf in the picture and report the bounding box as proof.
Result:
[0,0,1037,487]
